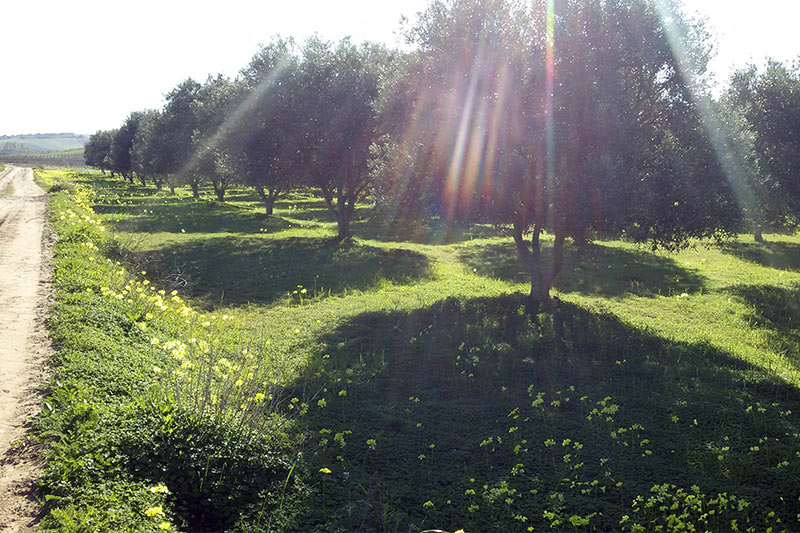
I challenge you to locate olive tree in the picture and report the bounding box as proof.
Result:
[297,37,393,238]
[725,60,800,239]
[110,111,145,184]
[192,75,241,202]
[161,78,203,197]
[376,0,738,304]
[131,109,173,191]
[226,38,300,214]
[84,129,114,175]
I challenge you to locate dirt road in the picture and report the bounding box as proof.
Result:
[0,166,51,531]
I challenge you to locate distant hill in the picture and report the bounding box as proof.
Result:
[0,133,89,154]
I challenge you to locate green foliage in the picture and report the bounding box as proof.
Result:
[725,60,800,232]
[36,170,305,532]
[297,37,393,238]
[110,112,145,179]
[620,484,778,532]
[227,38,299,212]
[84,129,113,172]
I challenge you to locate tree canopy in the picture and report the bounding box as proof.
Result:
[372,0,738,302]
[226,39,300,214]
[724,60,800,238]
[296,38,393,238]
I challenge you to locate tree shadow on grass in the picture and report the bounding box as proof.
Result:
[137,236,432,308]
[95,199,297,235]
[288,295,800,531]
[351,216,509,244]
[718,240,800,271]
[459,241,706,297]
[727,283,800,360]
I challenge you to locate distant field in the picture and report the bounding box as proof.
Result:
[0,133,88,154]
[0,148,84,167]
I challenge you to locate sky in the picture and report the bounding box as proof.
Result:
[0,0,798,136]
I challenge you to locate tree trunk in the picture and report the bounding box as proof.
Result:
[126,173,134,184]
[190,181,200,199]
[255,185,275,215]
[512,223,567,308]
[571,226,588,248]
[528,253,548,305]
[513,222,548,306]
[139,174,147,187]
[336,199,355,239]
[213,181,225,202]
[336,213,351,239]
[549,232,566,289]
[754,226,764,243]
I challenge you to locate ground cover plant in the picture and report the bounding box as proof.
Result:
[35,168,800,531]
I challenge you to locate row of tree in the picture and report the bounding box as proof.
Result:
[85,0,800,303]
[84,36,389,239]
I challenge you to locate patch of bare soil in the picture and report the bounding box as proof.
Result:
[0,166,52,531]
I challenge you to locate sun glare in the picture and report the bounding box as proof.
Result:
[654,0,756,219]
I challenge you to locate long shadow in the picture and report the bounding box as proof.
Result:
[95,199,297,235]
[137,236,432,308]
[459,241,706,297]
[287,295,800,531]
[351,216,510,244]
[727,283,800,359]
[719,240,800,271]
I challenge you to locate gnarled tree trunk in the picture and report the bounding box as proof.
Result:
[754,225,764,242]
[212,180,226,202]
[512,220,566,308]
[321,185,355,240]
[255,185,281,216]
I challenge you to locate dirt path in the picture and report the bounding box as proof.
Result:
[0,166,51,531]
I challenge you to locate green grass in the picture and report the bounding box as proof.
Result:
[38,170,800,532]
[35,171,303,532]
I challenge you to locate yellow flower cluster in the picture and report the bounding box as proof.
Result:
[50,180,289,427]
[58,206,107,233]
[98,275,193,319]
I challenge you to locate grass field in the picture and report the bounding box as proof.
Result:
[37,170,800,531]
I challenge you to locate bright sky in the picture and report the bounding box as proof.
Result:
[0,0,798,136]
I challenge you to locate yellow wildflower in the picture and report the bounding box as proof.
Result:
[144,506,164,517]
